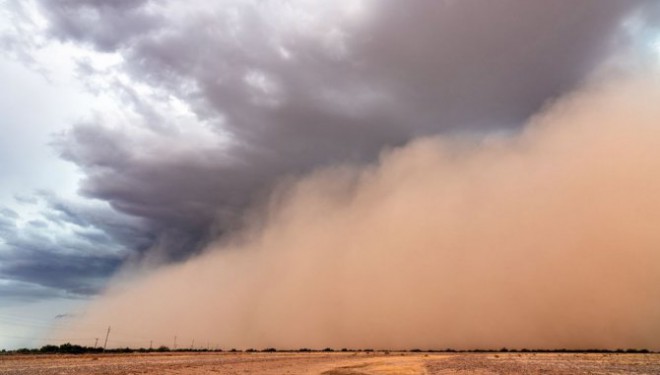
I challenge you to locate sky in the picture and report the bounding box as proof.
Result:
[1,0,660,350]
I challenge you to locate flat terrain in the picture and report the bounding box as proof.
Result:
[1,351,659,374]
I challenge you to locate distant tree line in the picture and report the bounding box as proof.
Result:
[0,344,653,355]
[1,343,178,355]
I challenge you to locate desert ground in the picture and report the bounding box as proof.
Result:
[1,351,659,374]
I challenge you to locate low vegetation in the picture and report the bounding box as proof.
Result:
[0,344,653,356]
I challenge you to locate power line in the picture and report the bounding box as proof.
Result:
[103,326,111,350]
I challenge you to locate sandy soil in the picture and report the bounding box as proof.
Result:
[424,353,660,374]
[1,352,659,374]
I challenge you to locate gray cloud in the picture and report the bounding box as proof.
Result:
[0,279,67,306]
[0,207,19,219]
[55,2,650,258]
[0,247,121,296]
[0,214,16,234]
[0,194,143,299]
[5,1,660,301]
[37,0,159,51]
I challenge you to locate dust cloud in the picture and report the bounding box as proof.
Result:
[58,69,660,351]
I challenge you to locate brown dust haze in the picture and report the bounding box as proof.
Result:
[59,70,660,350]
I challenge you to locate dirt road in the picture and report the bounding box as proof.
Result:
[1,352,659,374]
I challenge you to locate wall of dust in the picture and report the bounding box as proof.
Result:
[57,69,660,350]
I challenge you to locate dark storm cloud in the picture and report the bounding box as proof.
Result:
[41,194,154,252]
[0,246,121,296]
[0,194,144,299]
[5,1,660,308]
[28,0,659,268]
[0,280,63,305]
[118,1,647,132]
[56,123,264,259]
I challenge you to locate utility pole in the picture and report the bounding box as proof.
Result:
[174,335,177,350]
[191,338,195,350]
[150,340,153,350]
[103,326,111,350]
[94,338,99,348]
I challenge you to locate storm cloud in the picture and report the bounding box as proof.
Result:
[0,194,145,300]
[42,0,656,263]
[2,0,660,346]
